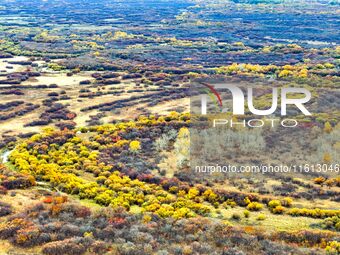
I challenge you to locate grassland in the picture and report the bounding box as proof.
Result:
[0,0,339,254]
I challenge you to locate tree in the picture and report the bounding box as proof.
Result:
[314,176,326,185]
[247,202,263,211]
[298,69,308,78]
[129,141,141,152]
[324,122,333,133]
[268,200,281,208]
[278,69,292,77]
[323,153,332,164]
[187,188,199,199]
[174,128,190,168]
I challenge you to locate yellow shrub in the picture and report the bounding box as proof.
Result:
[129,140,141,152]
[247,202,263,211]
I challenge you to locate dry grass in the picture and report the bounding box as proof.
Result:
[0,239,41,255]
[220,206,321,231]
[0,61,189,136]
[0,56,29,75]
[0,189,42,212]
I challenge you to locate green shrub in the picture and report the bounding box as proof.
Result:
[321,216,340,231]
[243,210,250,218]
[256,214,266,221]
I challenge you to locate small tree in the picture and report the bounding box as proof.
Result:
[129,141,141,153]
[323,153,332,164]
[247,202,263,211]
[282,197,293,207]
[314,176,326,185]
[243,210,250,218]
[324,122,333,134]
[268,200,281,209]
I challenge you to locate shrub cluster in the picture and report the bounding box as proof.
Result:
[0,164,36,190]
[287,208,339,219]
[321,216,340,231]
[0,195,327,255]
